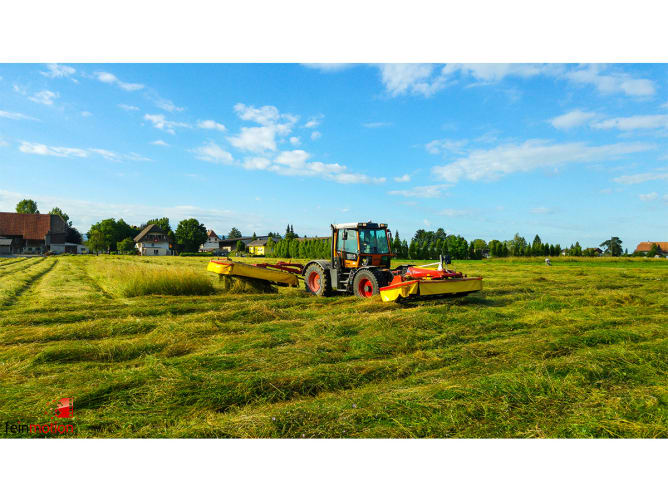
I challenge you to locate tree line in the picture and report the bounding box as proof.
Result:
[13,199,628,258]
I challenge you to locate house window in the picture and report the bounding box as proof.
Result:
[154,249,159,255]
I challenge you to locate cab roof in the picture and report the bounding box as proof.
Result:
[331,222,387,230]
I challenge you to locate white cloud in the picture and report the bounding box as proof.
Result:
[530,207,554,214]
[592,114,668,131]
[80,111,92,117]
[229,126,277,153]
[0,109,39,121]
[19,141,88,158]
[197,119,226,132]
[150,140,169,147]
[639,192,658,201]
[229,103,297,153]
[40,63,75,79]
[426,138,468,155]
[193,141,235,165]
[432,140,653,183]
[563,64,655,97]
[388,184,450,198]
[243,157,272,170]
[304,115,323,128]
[289,136,301,145]
[0,188,264,235]
[613,170,668,184]
[95,71,144,91]
[302,63,355,72]
[154,98,183,113]
[393,174,411,182]
[550,110,597,130]
[19,141,150,161]
[119,104,139,111]
[378,64,445,97]
[362,122,392,128]
[28,90,58,106]
[310,131,322,140]
[439,208,473,217]
[143,113,189,134]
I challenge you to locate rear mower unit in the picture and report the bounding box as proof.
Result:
[207,221,482,302]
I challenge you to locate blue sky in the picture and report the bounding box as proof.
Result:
[0,63,666,249]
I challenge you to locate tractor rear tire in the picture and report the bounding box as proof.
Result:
[352,269,382,299]
[304,264,332,297]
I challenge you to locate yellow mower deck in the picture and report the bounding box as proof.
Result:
[207,260,299,287]
[379,277,482,302]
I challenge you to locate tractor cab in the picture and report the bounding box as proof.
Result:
[332,222,392,270]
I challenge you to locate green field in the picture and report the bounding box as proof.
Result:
[0,254,666,438]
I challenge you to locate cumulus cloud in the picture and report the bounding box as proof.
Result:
[80,111,92,117]
[153,98,183,112]
[289,136,301,145]
[432,140,653,183]
[639,192,658,201]
[28,90,58,106]
[550,110,597,129]
[592,114,668,131]
[301,63,355,72]
[229,126,277,153]
[228,103,298,153]
[150,140,169,147]
[0,109,39,121]
[310,131,322,140]
[388,184,450,198]
[192,141,235,165]
[197,119,226,132]
[613,169,668,184]
[95,71,144,91]
[378,64,445,97]
[393,174,411,182]
[144,114,190,134]
[40,63,76,79]
[304,115,323,128]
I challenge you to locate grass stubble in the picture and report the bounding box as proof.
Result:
[0,254,665,438]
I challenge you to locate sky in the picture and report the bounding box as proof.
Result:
[0,63,666,249]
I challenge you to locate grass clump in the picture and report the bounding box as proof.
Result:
[91,261,215,297]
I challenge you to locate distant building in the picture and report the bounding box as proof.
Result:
[247,238,269,256]
[134,224,171,256]
[49,242,89,254]
[0,212,69,254]
[218,236,259,253]
[200,229,221,252]
[634,241,668,256]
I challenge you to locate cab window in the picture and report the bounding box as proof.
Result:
[359,229,390,254]
[336,229,358,254]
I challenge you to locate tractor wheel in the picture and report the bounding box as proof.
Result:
[304,264,331,297]
[352,269,381,299]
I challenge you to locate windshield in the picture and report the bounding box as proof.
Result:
[359,229,389,254]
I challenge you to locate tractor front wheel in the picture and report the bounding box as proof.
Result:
[352,269,381,299]
[304,264,331,297]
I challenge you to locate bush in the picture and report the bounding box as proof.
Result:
[180,252,212,257]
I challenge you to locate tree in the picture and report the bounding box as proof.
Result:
[87,219,128,252]
[49,207,71,226]
[87,229,108,255]
[531,235,542,256]
[646,243,659,257]
[600,236,623,257]
[145,217,171,234]
[236,240,246,253]
[228,227,242,239]
[66,226,83,244]
[16,199,39,214]
[117,237,136,254]
[266,237,275,256]
[175,218,208,253]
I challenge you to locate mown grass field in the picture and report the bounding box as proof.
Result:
[0,254,666,438]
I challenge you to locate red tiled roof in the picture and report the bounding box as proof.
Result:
[207,229,218,238]
[0,212,62,240]
[634,241,668,252]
